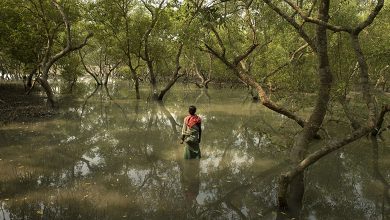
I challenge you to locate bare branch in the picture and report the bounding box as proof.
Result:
[209,26,226,57]
[372,104,390,136]
[284,125,372,182]
[203,43,233,68]
[79,50,102,85]
[307,0,317,16]
[157,43,185,100]
[49,1,93,67]
[109,60,122,73]
[233,43,259,65]
[354,0,384,34]
[282,0,384,34]
[283,0,352,33]
[51,0,71,49]
[262,43,308,82]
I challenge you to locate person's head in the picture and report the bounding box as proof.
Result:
[188,105,197,115]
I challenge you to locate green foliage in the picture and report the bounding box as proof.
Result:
[57,54,83,83]
[0,0,44,64]
[0,0,92,81]
[0,0,389,98]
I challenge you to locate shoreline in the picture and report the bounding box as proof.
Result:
[0,82,57,125]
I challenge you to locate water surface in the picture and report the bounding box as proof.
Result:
[0,82,389,219]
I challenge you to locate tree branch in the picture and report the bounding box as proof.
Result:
[209,26,226,57]
[233,43,260,66]
[283,0,352,33]
[79,50,102,85]
[262,43,308,82]
[282,0,384,34]
[263,0,317,52]
[48,1,93,67]
[354,0,384,34]
[372,104,390,136]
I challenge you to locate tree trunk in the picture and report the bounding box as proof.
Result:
[236,70,306,128]
[339,95,361,130]
[372,105,390,136]
[277,126,374,215]
[204,79,211,89]
[278,0,332,210]
[146,59,158,97]
[156,44,184,101]
[37,77,56,108]
[204,28,307,129]
[104,73,110,86]
[350,33,377,124]
[129,66,140,99]
[35,1,93,107]
[157,74,183,101]
[27,67,36,89]
[79,50,102,85]
[261,0,385,214]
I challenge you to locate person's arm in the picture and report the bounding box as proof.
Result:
[181,117,187,143]
[198,122,202,143]
[181,134,185,143]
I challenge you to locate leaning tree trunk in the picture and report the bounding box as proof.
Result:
[156,44,184,101]
[141,0,164,98]
[276,0,384,211]
[26,66,37,90]
[278,0,332,211]
[157,74,183,101]
[79,50,102,85]
[103,60,121,86]
[37,75,56,107]
[37,0,93,107]
[130,67,140,100]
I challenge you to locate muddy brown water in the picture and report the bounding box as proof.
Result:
[0,82,389,219]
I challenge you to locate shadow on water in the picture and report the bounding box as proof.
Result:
[0,81,389,219]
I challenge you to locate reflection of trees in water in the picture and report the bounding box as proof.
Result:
[195,88,211,104]
[371,137,390,219]
[158,102,181,137]
[199,161,287,219]
[75,98,191,217]
[298,138,390,219]
[177,109,290,219]
[2,85,388,219]
[1,97,190,218]
[0,98,305,219]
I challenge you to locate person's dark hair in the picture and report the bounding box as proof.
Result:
[189,105,196,115]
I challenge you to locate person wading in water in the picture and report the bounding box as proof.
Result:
[181,105,202,159]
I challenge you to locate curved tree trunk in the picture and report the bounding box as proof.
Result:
[278,0,332,211]
[129,65,140,99]
[25,65,38,94]
[79,50,102,85]
[36,0,93,107]
[204,79,211,89]
[103,60,121,86]
[260,0,385,214]
[157,75,181,101]
[204,39,307,129]
[350,34,377,124]
[37,77,56,108]
[236,70,307,128]
[156,44,184,101]
[26,67,37,90]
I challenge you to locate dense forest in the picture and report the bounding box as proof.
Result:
[1,0,390,219]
